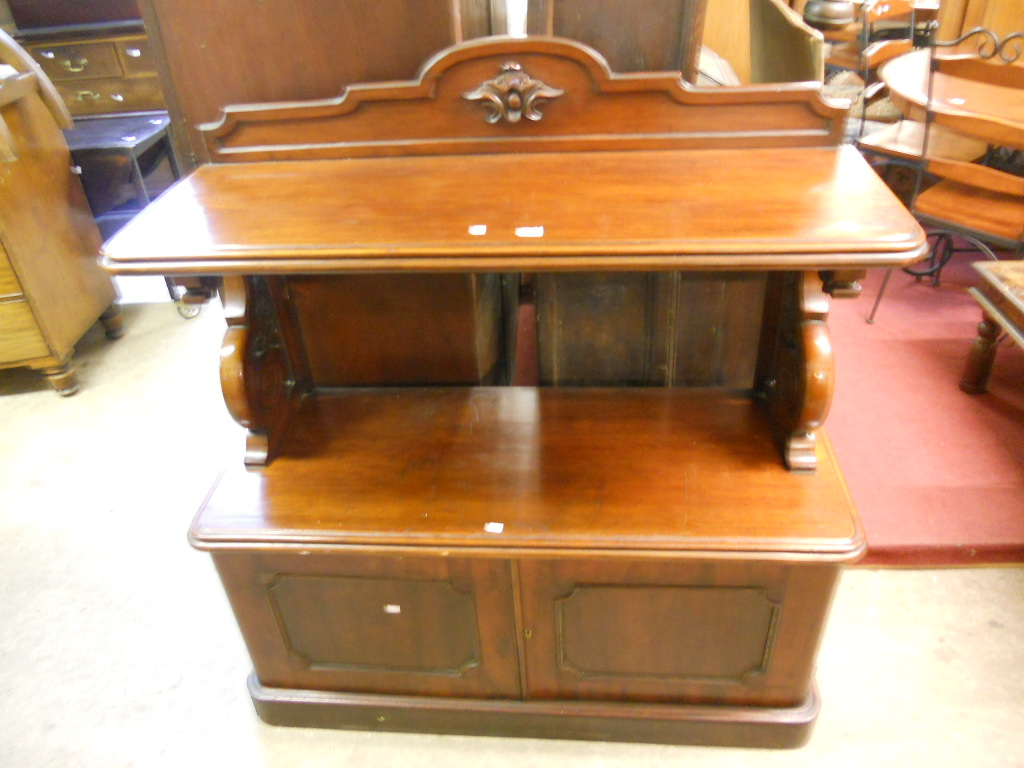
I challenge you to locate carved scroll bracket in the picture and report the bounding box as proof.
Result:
[462,61,563,124]
[755,271,835,472]
[220,275,300,466]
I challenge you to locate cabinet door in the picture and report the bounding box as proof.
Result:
[213,551,522,699]
[518,558,840,707]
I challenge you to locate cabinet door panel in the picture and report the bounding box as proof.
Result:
[213,551,521,699]
[518,558,840,707]
[268,574,480,675]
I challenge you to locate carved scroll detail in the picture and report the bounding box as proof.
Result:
[756,272,835,472]
[462,61,563,124]
[220,276,298,466]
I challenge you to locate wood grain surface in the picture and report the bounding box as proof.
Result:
[191,388,863,559]
[102,145,925,275]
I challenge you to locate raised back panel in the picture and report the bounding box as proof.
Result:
[200,37,845,162]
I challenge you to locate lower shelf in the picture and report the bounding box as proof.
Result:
[249,673,821,748]
[193,387,864,558]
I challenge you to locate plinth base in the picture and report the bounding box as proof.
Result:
[249,674,820,749]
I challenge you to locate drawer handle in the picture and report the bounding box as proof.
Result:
[62,58,89,73]
[40,50,55,59]
[125,48,142,58]
[75,90,101,101]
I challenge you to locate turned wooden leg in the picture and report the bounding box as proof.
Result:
[959,315,1001,394]
[40,360,80,396]
[99,303,126,340]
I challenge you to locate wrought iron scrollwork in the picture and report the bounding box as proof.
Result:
[935,27,1024,63]
[462,62,564,124]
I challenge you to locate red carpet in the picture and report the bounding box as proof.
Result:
[828,259,1024,566]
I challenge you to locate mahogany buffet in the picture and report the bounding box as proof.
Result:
[101,38,926,747]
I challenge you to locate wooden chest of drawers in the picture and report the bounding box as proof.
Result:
[0,35,123,395]
[23,31,165,116]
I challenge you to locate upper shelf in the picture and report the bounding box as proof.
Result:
[101,145,926,275]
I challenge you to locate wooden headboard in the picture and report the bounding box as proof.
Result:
[201,36,846,163]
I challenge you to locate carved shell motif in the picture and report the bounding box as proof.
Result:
[463,61,564,124]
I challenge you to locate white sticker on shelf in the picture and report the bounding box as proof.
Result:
[515,226,544,238]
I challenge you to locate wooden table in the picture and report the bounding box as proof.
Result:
[64,113,178,237]
[961,260,1024,393]
[879,48,1024,149]
[102,37,925,748]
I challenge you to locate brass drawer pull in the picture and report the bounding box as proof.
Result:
[75,90,101,101]
[62,58,89,73]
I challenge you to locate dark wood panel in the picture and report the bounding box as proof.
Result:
[536,273,672,385]
[288,274,507,386]
[519,558,842,707]
[459,0,496,38]
[268,574,480,674]
[8,0,141,29]
[212,551,522,699]
[536,272,766,386]
[556,585,776,679]
[673,272,767,387]
[140,0,468,166]
[547,0,708,80]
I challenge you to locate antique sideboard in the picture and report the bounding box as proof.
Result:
[102,37,926,747]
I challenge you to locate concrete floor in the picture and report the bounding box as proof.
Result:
[1,298,1023,767]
